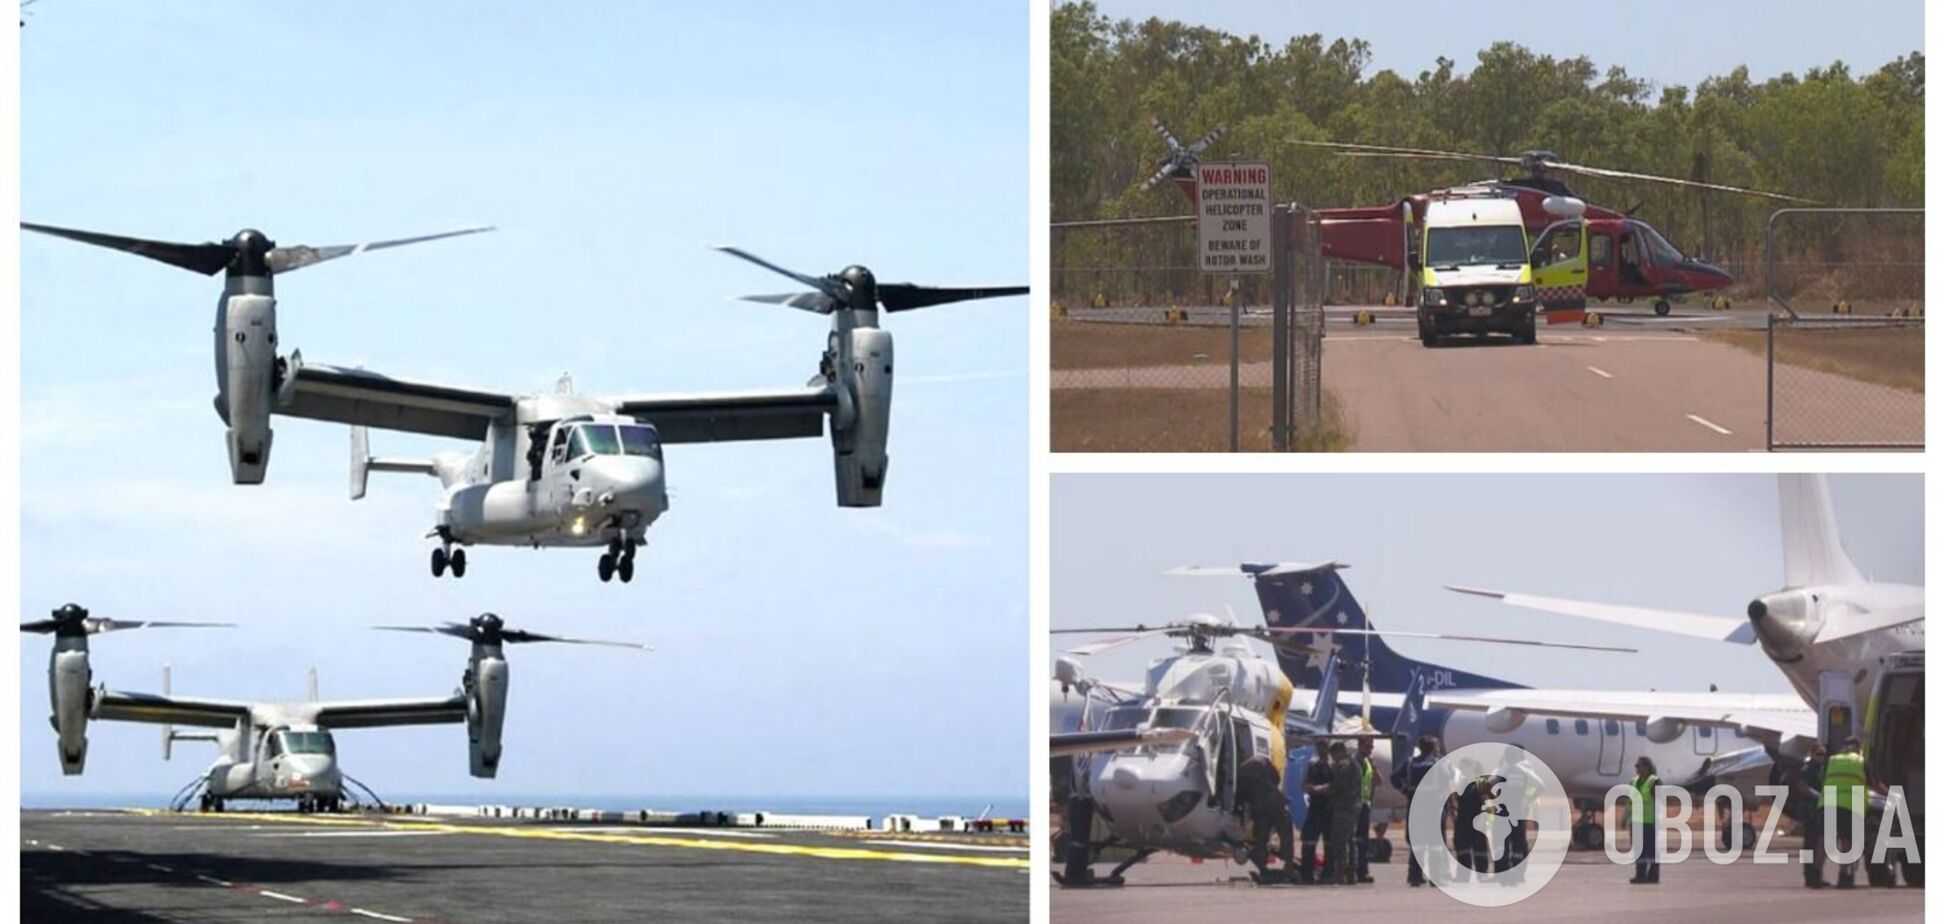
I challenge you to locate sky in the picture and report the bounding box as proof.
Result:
[1088,0,1923,90]
[18,2,1027,808]
[1052,474,1922,695]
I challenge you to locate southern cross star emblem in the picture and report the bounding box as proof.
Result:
[1335,610,1349,626]
[1301,633,1341,672]
[1299,581,1314,597]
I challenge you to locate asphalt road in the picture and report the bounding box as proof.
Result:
[22,810,1027,923]
[1052,847,1921,923]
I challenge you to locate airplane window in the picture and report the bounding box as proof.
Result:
[1545,719,1560,735]
[1699,726,1713,738]
[618,425,663,460]
[1574,720,1588,735]
[1604,720,1621,736]
[1634,720,1647,736]
[1589,234,1612,269]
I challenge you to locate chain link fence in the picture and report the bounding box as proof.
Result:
[1763,209,1923,450]
[1050,206,1328,451]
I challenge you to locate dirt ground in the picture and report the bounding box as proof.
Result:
[1702,323,1924,393]
[1051,318,1274,370]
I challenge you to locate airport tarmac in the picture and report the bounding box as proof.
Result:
[22,809,1027,923]
[1069,302,1772,331]
[1052,846,1922,923]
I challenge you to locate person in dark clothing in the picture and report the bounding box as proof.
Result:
[1327,742,1361,885]
[1298,750,1335,883]
[1238,756,1295,883]
[1453,763,1493,880]
[1400,735,1443,887]
[1794,744,1828,887]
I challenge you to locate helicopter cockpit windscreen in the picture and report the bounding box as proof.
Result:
[276,730,336,756]
[565,424,663,461]
[1640,224,1689,266]
[1426,225,1528,268]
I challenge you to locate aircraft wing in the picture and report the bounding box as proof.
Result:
[93,690,253,728]
[283,362,518,440]
[307,695,469,729]
[610,386,839,444]
[1423,688,1816,748]
[1052,728,1193,758]
[1446,584,1755,644]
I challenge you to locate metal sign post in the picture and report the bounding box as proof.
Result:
[1197,161,1272,450]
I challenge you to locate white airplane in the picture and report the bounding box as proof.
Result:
[24,604,646,812]
[21,223,1026,582]
[1437,474,1923,881]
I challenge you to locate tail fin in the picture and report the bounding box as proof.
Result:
[1389,671,1428,790]
[1779,475,1865,587]
[1232,562,1521,693]
[350,426,438,500]
[160,664,216,760]
[1311,654,1341,727]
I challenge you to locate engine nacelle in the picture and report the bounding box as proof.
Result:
[1482,705,1527,734]
[215,293,279,484]
[50,644,90,775]
[1642,716,1686,744]
[467,656,509,778]
[830,327,893,507]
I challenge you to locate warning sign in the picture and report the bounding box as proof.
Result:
[1196,161,1272,274]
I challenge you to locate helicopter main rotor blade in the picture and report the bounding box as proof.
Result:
[1061,629,1174,657]
[736,291,840,314]
[22,222,235,275]
[1149,116,1183,153]
[713,245,843,300]
[877,283,1029,312]
[1139,162,1178,191]
[1187,123,1227,155]
[1255,625,1635,654]
[1289,139,1524,168]
[266,225,495,274]
[1532,161,1814,202]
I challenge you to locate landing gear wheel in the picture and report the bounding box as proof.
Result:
[1654,298,1671,316]
[1573,820,1604,849]
[617,556,635,583]
[450,548,467,578]
[598,553,616,583]
[431,547,448,578]
[199,792,212,812]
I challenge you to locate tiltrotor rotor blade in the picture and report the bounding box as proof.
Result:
[737,291,840,314]
[22,222,235,275]
[876,283,1030,312]
[266,226,496,274]
[499,629,652,651]
[713,245,842,299]
[88,618,235,634]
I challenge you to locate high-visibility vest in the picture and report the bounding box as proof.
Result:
[1820,751,1866,812]
[1630,774,1658,825]
[1360,757,1374,804]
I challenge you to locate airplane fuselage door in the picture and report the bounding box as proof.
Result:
[1692,723,1719,757]
[1597,719,1624,776]
[1817,670,1858,746]
[1530,219,1588,321]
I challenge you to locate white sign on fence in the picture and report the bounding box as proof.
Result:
[1196,161,1272,274]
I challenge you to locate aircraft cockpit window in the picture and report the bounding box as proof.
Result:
[278,731,335,756]
[1642,225,1687,265]
[618,425,663,460]
[265,734,283,758]
[567,425,632,458]
[1099,707,1145,732]
[1151,707,1203,729]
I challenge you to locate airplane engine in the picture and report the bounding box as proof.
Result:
[49,644,91,775]
[467,656,509,778]
[214,292,280,485]
[1482,705,1526,733]
[1642,716,1686,744]
[829,326,893,507]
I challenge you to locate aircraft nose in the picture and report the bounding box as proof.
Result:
[288,755,340,790]
[587,457,665,510]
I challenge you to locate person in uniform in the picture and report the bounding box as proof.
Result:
[1629,756,1661,884]
[1453,760,1492,880]
[1355,737,1382,883]
[1327,742,1361,885]
[1400,735,1443,887]
[1793,744,1828,888]
[1238,754,1295,883]
[1817,738,1874,889]
[1298,748,1335,883]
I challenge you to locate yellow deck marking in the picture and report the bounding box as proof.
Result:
[127,809,1026,869]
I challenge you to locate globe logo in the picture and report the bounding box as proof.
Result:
[1405,742,1572,906]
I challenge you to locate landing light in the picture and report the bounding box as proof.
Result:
[571,517,586,537]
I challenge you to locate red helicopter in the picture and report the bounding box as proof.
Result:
[1290,141,1811,316]
[1141,117,1228,210]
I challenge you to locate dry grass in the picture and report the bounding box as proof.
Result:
[1051,386,1351,452]
[1702,324,1924,394]
[1051,318,1274,370]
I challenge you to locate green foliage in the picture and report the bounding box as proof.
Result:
[1053,2,1924,273]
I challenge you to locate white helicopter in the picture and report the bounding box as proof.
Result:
[21,223,1026,582]
[1049,612,1627,886]
[24,604,646,812]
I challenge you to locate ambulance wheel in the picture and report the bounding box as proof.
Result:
[1654,298,1671,316]
[450,549,467,578]
[431,547,448,578]
[598,553,616,583]
[1868,859,1896,888]
[617,556,634,583]
[1517,321,1537,344]
[1901,857,1922,887]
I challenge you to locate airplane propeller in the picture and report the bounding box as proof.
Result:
[20,222,495,277]
[19,603,233,637]
[1287,140,1812,203]
[714,246,1028,315]
[373,612,651,651]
